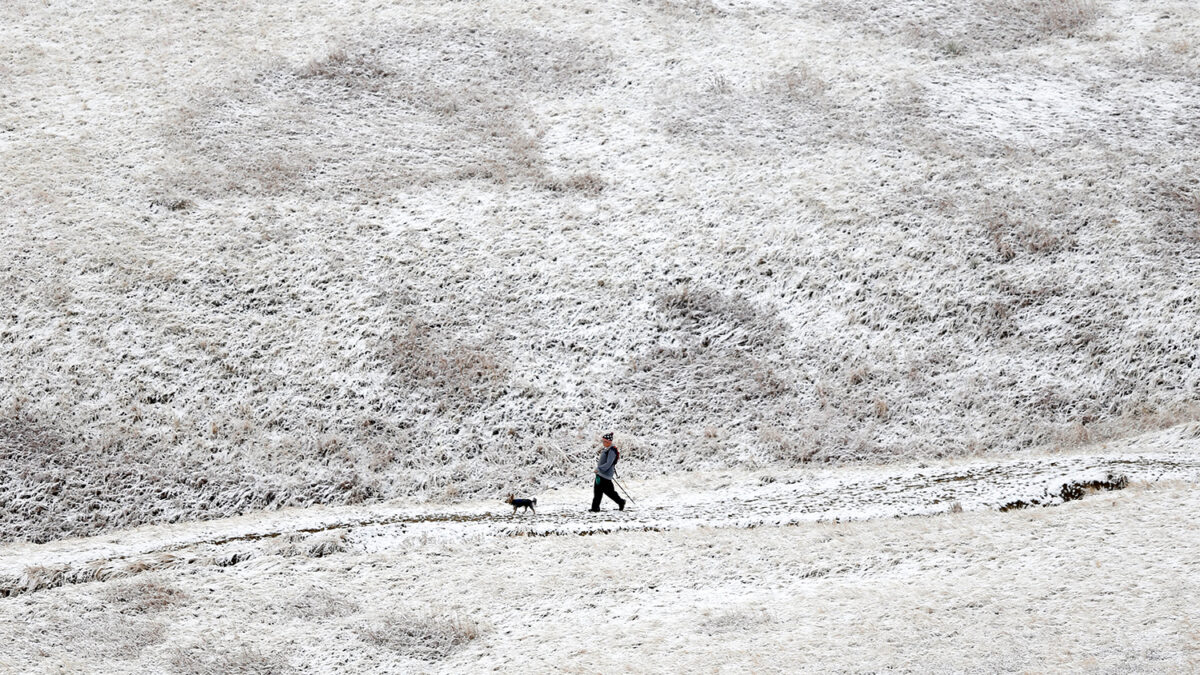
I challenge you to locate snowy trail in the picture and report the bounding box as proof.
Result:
[3,428,1198,598]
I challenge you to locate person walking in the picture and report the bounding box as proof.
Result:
[590,432,626,512]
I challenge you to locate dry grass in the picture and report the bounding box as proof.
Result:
[266,530,348,558]
[697,607,774,635]
[387,319,509,409]
[654,285,788,350]
[148,197,196,212]
[819,0,1104,54]
[358,610,484,660]
[779,63,827,100]
[284,587,362,619]
[658,65,831,151]
[1052,402,1200,449]
[982,196,1080,261]
[165,26,609,197]
[1158,177,1200,246]
[75,617,168,661]
[169,642,291,675]
[0,408,381,542]
[539,171,607,195]
[103,577,190,614]
[1038,0,1100,36]
[624,285,802,444]
[652,0,729,19]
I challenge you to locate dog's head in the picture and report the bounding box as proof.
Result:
[504,494,515,504]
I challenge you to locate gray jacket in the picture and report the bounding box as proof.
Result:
[595,447,619,480]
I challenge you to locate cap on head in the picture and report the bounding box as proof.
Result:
[602,432,614,441]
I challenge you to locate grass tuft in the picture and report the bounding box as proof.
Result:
[358,610,483,660]
[169,642,291,675]
[104,577,189,614]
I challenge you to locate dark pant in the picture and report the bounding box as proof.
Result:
[592,476,624,511]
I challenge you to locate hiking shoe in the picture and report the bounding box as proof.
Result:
[618,500,626,511]
[588,508,600,512]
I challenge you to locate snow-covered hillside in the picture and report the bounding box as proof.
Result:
[2,430,1198,672]
[2,0,1198,544]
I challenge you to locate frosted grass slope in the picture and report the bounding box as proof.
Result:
[1,0,1198,542]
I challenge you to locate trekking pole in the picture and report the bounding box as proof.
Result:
[614,476,637,505]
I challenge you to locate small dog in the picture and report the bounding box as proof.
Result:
[505,494,537,514]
